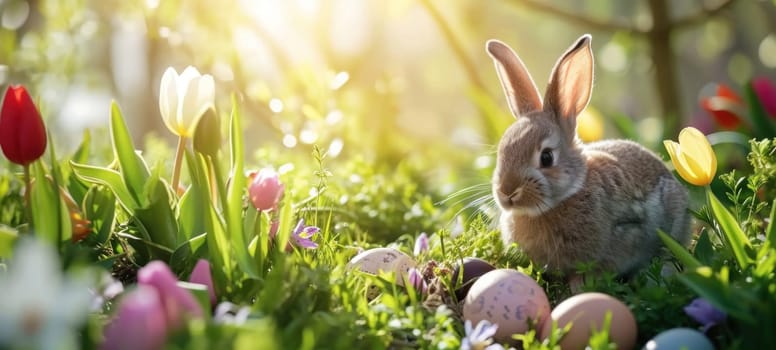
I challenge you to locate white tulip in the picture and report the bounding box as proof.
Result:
[159,66,215,138]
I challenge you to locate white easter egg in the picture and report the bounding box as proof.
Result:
[347,248,416,286]
[463,269,551,344]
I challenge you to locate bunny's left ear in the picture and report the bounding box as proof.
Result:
[544,35,594,137]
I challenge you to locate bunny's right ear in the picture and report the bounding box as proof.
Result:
[486,40,542,117]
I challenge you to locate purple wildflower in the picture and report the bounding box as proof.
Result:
[684,298,726,332]
[461,320,504,350]
[414,232,429,256]
[291,219,319,249]
[407,267,427,293]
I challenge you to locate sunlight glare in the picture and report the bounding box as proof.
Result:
[145,0,160,10]
[269,98,284,113]
[759,34,776,68]
[330,71,350,90]
[283,134,298,148]
[328,138,344,157]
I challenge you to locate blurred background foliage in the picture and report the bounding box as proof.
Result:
[0,0,774,241]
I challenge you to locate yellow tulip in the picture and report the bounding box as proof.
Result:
[577,106,604,142]
[663,127,717,186]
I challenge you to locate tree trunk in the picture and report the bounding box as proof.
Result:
[647,0,683,140]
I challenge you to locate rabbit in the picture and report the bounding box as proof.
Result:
[486,34,690,280]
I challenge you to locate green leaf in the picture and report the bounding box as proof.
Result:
[110,101,151,207]
[193,108,221,158]
[170,232,208,275]
[658,229,701,269]
[0,225,18,258]
[693,230,715,266]
[82,186,116,244]
[226,95,258,278]
[71,129,91,164]
[707,189,753,270]
[275,197,294,255]
[178,152,207,241]
[766,198,776,251]
[189,152,230,294]
[678,267,756,323]
[30,162,65,245]
[71,161,139,211]
[134,176,179,251]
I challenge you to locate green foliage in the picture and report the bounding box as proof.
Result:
[659,138,776,349]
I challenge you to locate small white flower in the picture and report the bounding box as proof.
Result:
[461,320,504,350]
[159,66,215,138]
[0,239,93,350]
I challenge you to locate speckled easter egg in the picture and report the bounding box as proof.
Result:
[643,328,714,350]
[463,269,551,343]
[346,248,416,286]
[451,257,496,300]
[540,292,637,350]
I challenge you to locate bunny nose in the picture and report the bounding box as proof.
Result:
[497,179,523,207]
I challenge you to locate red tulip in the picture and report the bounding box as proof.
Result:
[752,77,776,118]
[700,83,745,130]
[0,85,47,165]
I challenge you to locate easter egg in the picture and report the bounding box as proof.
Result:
[451,257,496,300]
[540,292,637,350]
[463,269,551,344]
[346,248,416,286]
[643,328,714,350]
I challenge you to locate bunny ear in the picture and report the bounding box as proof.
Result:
[544,35,594,138]
[486,40,542,117]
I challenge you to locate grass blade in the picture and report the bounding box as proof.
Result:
[658,229,702,269]
[707,189,753,270]
[110,101,151,206]
[226,95,258,278]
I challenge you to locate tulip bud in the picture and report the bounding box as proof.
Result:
[752,77,776,118]
[663,127,717,186]
[101,285,168,350]
[0,85,47,165]
[188,259,216,306]
[407,267,427,293]
[137,261,203,328]
[193,107,221,157]
[248,168,285,211]
[413,232,429,256]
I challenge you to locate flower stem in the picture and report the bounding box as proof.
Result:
[172,136,187,192]
[23,164,32,224]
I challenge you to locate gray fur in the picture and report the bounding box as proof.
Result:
[488,35,690,277]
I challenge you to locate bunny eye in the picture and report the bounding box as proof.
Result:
[539,148,554,168]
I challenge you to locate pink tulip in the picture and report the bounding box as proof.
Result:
[189,259,216,306]
[136,261,203,328]
[752,77,776,118]
[101,285,168,350]
[248,168,285,211]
